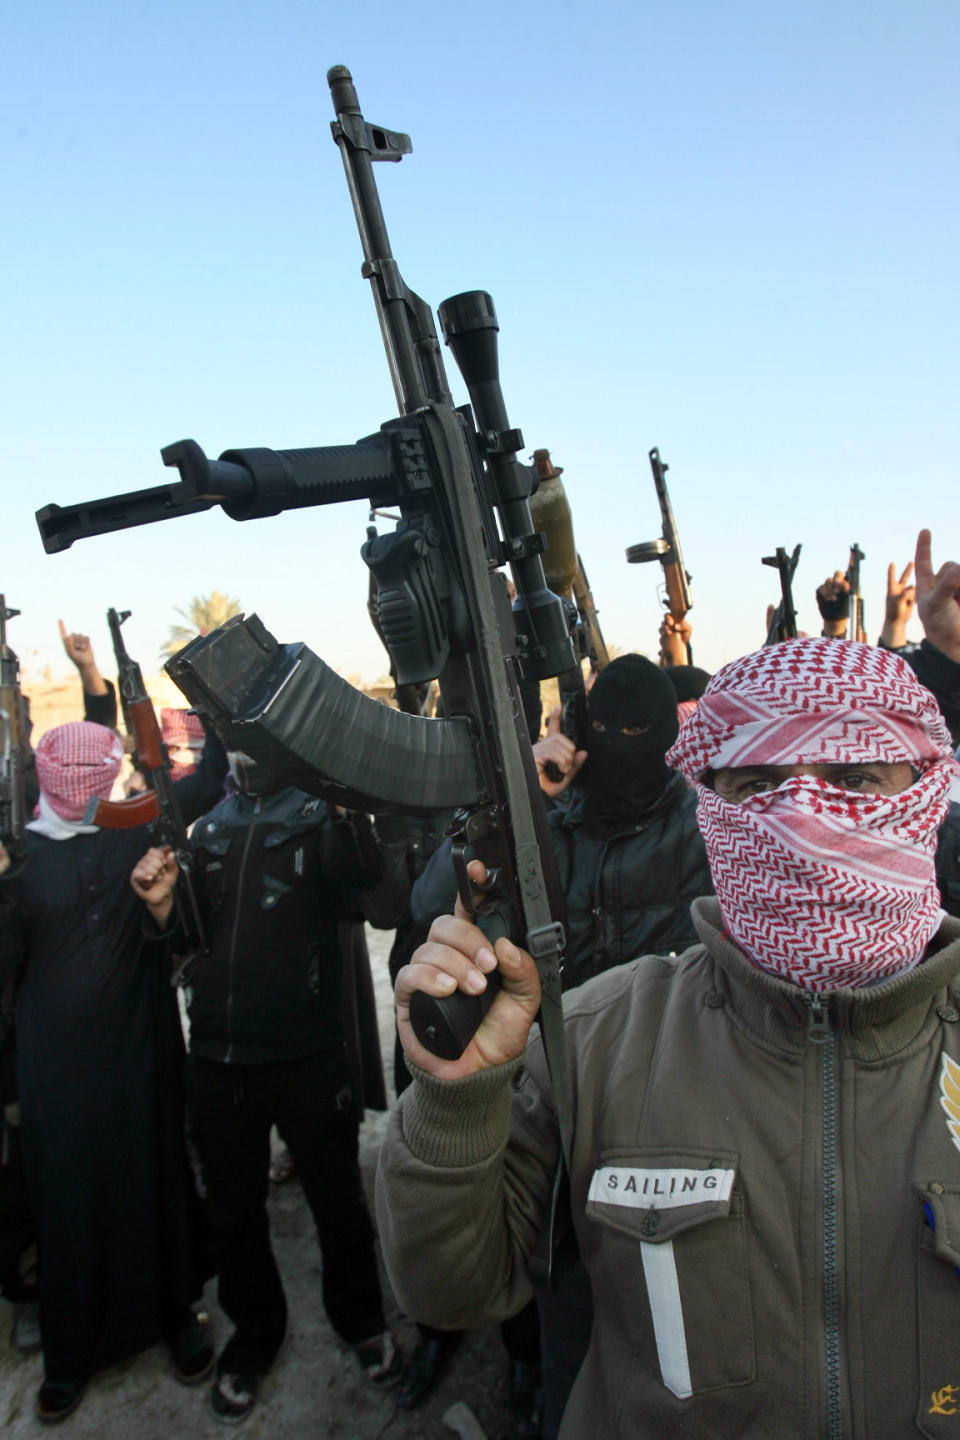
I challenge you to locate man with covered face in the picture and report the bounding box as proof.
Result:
[0,718,227,1422]
[135,751,411,1423]
[413,653,713,989]
[376,636,960,1439]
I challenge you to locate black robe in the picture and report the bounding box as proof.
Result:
[3,824,207,1382]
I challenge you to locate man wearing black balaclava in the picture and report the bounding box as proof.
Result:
[518,653,713,990]
[414,655,712,988]
[579,655,683,827]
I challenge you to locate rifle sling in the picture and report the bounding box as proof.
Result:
[422,404,574,1171]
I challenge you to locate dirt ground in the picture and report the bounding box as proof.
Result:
[0,927,522,1440]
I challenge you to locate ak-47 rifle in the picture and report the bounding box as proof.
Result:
[85,608,208,975]
[846,543,866,643]
[0,598,28,873]
[35,66,574,1176]
[626,447,693,663]
[763,545,802,645]
[572,555,610,673]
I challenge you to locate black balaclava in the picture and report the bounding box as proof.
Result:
[580,654,680,836]
[663,664,712,704]
[226,750,285,799]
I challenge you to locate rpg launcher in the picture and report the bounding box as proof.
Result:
[0,598,28,874]
[763,544,802,644]
[528,449,593,777]
[35,66,574,1171]
[529,450,611,675]
[84,608,208,977]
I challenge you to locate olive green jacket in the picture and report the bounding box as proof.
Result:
[376,899,960,1439]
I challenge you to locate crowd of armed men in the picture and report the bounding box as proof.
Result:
[2,513,960,1439]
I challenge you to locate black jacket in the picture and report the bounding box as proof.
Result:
[886,639,960,747]
[187,787,407,1065]
[412,773,713,991]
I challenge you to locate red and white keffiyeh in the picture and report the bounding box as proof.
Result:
[33,721,124,823]
[161,708,205,752]
[666,639,955,990]
[161,708,205,780]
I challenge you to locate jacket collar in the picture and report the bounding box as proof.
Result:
[691,897,960,1061]
[218,785,323,824]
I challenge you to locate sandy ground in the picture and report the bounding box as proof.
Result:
[0,927,521,1440]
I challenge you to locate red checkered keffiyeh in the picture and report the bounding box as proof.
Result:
[666,639,954,991]
[161,708,205,780]
[161,708,205,753]
[34,721,124,822]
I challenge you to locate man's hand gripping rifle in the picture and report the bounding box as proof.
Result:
[626,447,694,663]
[85,608,208,974]
[35,66,575,1168]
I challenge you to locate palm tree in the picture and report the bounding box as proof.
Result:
[162,590,242,659]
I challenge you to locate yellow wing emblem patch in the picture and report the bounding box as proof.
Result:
[939,1053,960,1155]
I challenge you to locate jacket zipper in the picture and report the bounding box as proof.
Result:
[224,800,260,1063]
[806,993,842,1440]
[590,841,609,974]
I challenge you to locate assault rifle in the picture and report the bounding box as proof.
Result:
[35,67,574,1168]
[847,543,866,643]
[763,544,802,644]
[0,598,28,873]
[626,447,693,663]
[85,608,208,973]
[572,556,610,674]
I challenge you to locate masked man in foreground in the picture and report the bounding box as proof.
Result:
[376,637,960,1439]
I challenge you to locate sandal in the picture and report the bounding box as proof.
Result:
[354,1329,402,1387]
[268,1148,296,1184]
[209,1371,258,1424]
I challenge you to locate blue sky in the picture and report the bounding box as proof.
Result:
[3,0,957,686]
